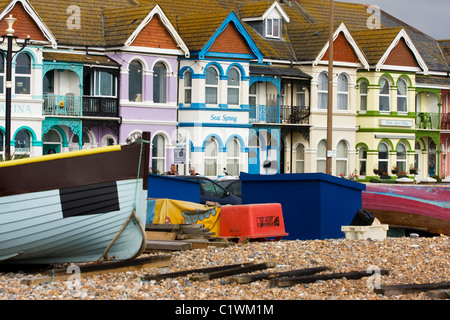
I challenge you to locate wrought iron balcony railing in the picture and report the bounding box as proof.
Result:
[249,104,310,124]
[416,112,440,130]
[43,93,82,117]
[83,96,119,118]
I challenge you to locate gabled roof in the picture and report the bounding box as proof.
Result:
[239,1,290,23]
[0,0,57,47]
[353,27,428,74]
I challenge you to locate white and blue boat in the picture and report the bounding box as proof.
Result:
[0,133,150,264]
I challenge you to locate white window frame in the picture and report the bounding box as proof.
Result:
[266,18,281,38]
[358,146,367,177]
[337,74,349,110]
[205,66,219,105]
[226,137,240,176]
[317,140,327,173]
[93,70,117,98]
[14,129,31,156]
[378,142,389,174]
[397,78,408,113]
[359,81,368,112]
[153,62,167,103]
[204,137,218,177]
[318,72,328,110]
[15,52,31,95]
[129,60,143,102]
[184,69,192,105]
[379,77,390,112]
[227,67,240,106]
[296,144,305,173]
[151,133,166,175]
[396,142,407,173]
[336,140,349,176]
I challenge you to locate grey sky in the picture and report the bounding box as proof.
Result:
[339,0,449,40]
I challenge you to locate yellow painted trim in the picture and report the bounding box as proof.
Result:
[0,145,122,168]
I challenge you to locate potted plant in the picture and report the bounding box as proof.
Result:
[373,165,380,175]
[409,163,418,175]
[391,165,398,175]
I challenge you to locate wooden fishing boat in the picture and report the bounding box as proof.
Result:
[0,132,151,264]
[362,183,450,235]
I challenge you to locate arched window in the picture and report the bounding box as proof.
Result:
[153,62,166,103]
[397,78,408,113]
[184,69,192,104]
[296,144,305,173]
[15,129,31,154]
[43,129,62,154]
[379,77,390,112]
[396,143,407,173]
[359,81,368,112]
[227,67,240,106]
[337,74,348,110]
[317,140,327,173]
[205,137,218,176]
[15,52,31,95]
[205,66,218,105]
[358,146,367,177]
[318,72,328,110]
[336,140,348,176]
[152,134,166,174]
[378,142,389,174]
[129,60,143,102]
[226,137,240,176]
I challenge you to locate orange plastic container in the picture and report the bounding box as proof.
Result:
[219,203,288,242]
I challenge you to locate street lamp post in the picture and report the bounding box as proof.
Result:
[0,14,30,160]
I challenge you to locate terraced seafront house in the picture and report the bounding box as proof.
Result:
[0,0,187,174]
[0,0,449,181]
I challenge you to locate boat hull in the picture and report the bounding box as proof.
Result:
[362,184,450,235]
[0,179,147,264]
[0,137,150,264]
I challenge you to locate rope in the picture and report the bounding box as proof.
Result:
[95,139,150,263]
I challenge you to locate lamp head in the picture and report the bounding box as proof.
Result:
[5,14,16,36]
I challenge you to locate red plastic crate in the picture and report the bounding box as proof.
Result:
[220,203,288,242]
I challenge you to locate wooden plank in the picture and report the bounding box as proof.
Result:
[190,261,276,281]
[272,269,390,287]
[231,266,331,284]
[142,262,255,282]
[186,240,232,249]
[145,240,192,251]
[20,255,172,286]
[176,232,215,240]
[374,281,450,296]
[426,289,450,299]
[179,227,211,234]
[145,224,181,231]
[145,231,177,240]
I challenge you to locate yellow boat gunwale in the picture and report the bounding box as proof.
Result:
[0,145,122,168]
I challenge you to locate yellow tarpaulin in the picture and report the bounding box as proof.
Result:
[151,199,221,237]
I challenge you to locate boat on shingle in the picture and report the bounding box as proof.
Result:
[0,132,150,264]
[362,183,450,235]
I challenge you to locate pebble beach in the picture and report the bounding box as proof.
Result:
[0,235,449,302]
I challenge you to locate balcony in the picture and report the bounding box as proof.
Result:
[441,113,450,130]
[249,104,310,124]
[43,94,82,117]
[416,112,440,130]
[83,96,119,118]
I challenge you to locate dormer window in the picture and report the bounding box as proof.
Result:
[266,18,281,38]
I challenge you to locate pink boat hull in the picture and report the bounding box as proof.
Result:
[362,184,450,235]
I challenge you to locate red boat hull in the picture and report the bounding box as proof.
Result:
[362,184,450,235]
